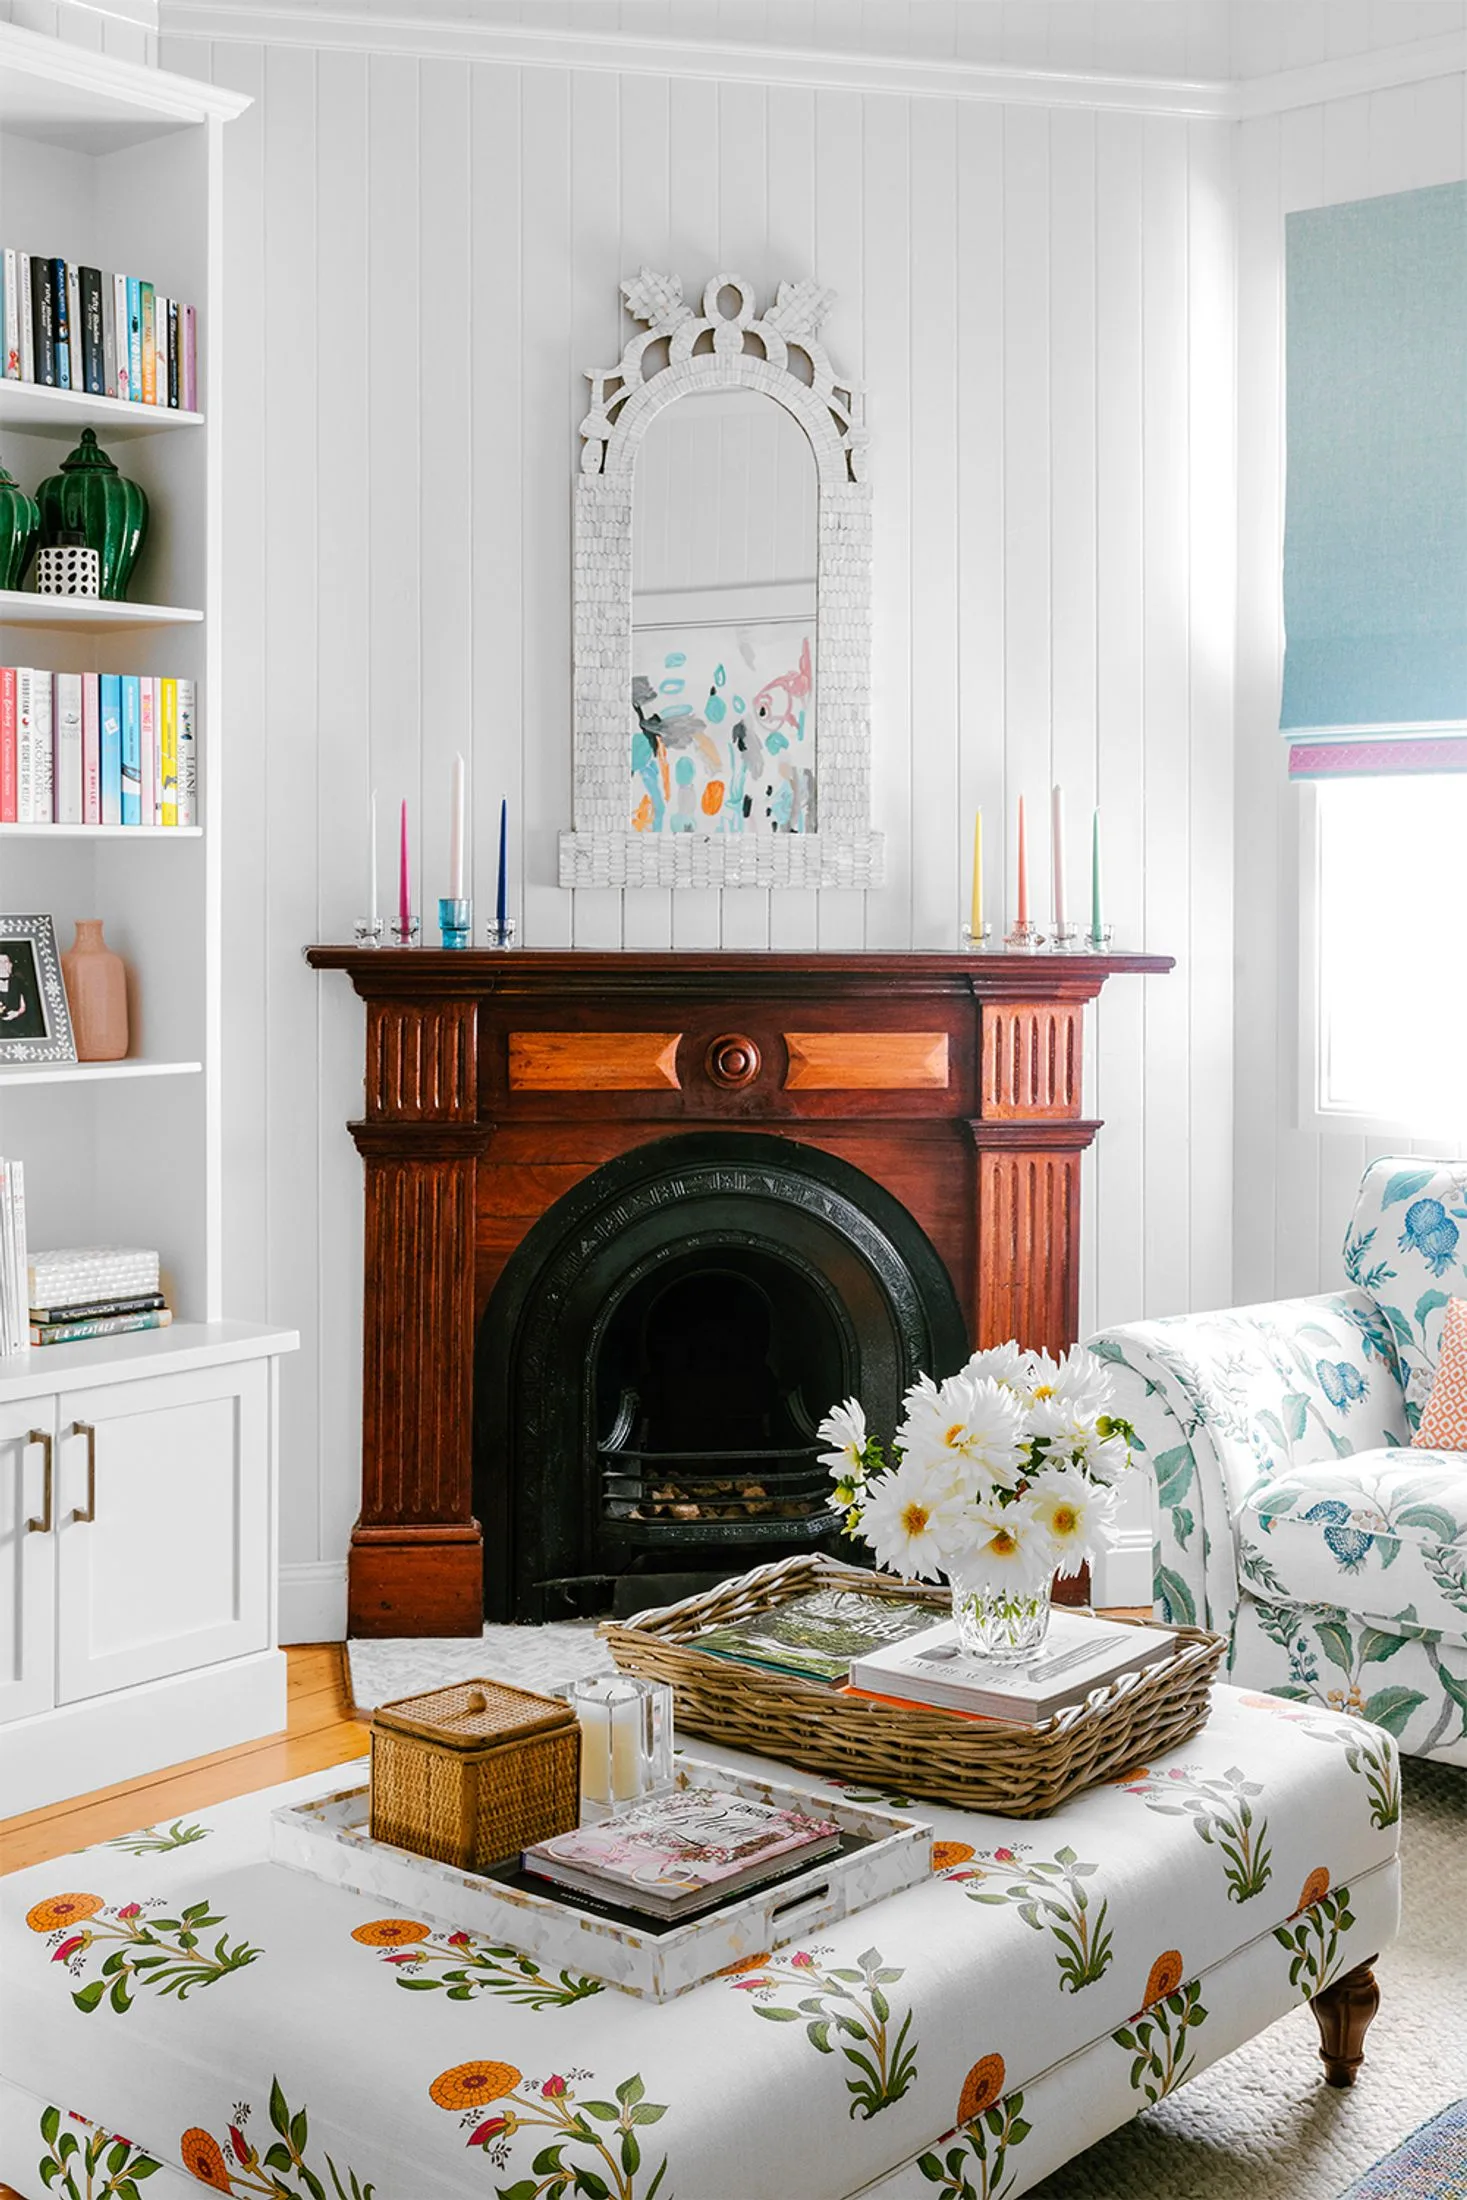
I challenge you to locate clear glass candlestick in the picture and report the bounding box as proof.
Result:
[1087,924,1114,952]
[438,896,472,950]
[1005,919,1046,951]
[389,914,420,948]
[961,922,993,950]
[1049,920,1083,952]
[485,916,517,951]
[352,917,384,949]
[563,1674,674,1822]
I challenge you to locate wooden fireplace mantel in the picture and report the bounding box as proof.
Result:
[307,946,1172,1635]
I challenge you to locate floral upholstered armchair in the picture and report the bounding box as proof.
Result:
[1089,1158,1467,1766]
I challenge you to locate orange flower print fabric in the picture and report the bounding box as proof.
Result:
[429,2061,670,2195]
[957,2053,1006,2124]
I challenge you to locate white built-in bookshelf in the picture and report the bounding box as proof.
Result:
[0,22,242,1331]
[0,26,297,1809]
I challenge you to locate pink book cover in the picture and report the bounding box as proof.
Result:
[0,669,16,823]
[140,676,156,823]
[528,1788,839,1895]
[81,673,101,824]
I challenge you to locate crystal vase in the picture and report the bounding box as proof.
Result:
[948,1564,1053,1665]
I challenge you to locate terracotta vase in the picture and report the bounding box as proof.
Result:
[61,921,129,1061]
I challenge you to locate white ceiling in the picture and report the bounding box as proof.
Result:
[181,0,1467,86]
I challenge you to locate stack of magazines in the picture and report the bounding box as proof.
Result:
[29,1246,169,1347]
[522,1786,841,1922]
[0,1158,28,1356]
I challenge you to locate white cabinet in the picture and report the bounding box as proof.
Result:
[0,1326,294,1817]
[0,1406,56,1727]
[55,1362,270,1705]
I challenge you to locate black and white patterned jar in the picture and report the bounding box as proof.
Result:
[36,543,100,596]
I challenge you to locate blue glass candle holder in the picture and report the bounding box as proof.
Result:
[438,896,472,951]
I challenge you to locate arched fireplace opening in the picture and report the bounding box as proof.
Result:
[476,1132,968,1621]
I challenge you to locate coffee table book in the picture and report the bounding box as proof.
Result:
[845,1610,1179,1723]
[522,1785,842,1919]
[269,1763,928,2002]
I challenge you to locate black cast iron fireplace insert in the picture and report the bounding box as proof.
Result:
[476,1132,967,1621]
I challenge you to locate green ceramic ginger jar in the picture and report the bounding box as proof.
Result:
[0,459,40,591]
[37,428,148,601]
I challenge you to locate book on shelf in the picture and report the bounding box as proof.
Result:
[0,671,197,827]
[844,1610,1179,1726]
[693,1585,944,1686]
[26,1247,168,1348]
[522,1786,842,1921]
[31,1307,172,1346]
[0,1159,29,1356]
[1,247,196,408]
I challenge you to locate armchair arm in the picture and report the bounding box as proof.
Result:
[1089,1289,1408,1639]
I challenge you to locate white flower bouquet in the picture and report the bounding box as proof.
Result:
[817,1342,1137,1661]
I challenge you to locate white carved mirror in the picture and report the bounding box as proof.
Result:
[560,270,883,889]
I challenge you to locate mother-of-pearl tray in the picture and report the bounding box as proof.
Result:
[269,1760,929,2001]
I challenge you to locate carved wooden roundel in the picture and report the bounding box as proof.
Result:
[706,1033,762,1088]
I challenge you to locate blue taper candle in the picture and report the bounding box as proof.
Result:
[496,798,508,929]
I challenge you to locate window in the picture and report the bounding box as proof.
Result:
[1309,775,1467,1135]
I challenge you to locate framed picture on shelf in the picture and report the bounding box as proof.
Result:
[0,915,75,1064]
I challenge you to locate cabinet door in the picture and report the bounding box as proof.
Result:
[56,1361,270,1705]
[0,1403,58,1725]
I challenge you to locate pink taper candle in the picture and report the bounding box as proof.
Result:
[1016,795,1029,926]
[399,798,410,928]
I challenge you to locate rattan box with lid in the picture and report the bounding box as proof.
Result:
[370,1678,582,1869]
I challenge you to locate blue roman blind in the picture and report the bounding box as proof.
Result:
[1283,180,1467,773]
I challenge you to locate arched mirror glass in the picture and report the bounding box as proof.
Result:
[631,388,818,837]
[563,268,880,889]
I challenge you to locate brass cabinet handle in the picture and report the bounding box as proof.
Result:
[24,1429,53,1534]
[70,1420,97,1524]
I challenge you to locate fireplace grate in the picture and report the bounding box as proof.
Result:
[600,1440,843,1544]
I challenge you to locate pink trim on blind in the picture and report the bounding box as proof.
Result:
[1289,736,1467,778]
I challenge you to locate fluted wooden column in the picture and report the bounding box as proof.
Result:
[967,993,1101,1356]
[346,992,491,1636]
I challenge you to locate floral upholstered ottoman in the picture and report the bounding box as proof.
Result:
[0,1686,1401,2200]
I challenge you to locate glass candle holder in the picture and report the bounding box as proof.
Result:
[438,896,472,950]
[563,1674,673,1821]
[485,916,517,951]
[389,913,420,948]
[960,922,993,950]
[352,917,384,949]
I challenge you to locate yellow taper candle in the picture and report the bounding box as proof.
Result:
[970,808,983,935]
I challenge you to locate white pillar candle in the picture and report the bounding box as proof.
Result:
[577,1703,612,1805]
[1051,783,1066,927]
[610,1695,646,1801]
[448,753,466,900]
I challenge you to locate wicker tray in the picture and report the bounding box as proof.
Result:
[600,1554,1226,1819]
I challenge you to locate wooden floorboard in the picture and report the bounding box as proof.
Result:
[0,1644,369,1876]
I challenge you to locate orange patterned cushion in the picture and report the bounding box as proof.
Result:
[1414,1295,1467,1450]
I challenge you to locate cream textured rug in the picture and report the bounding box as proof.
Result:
[345,1621,614,1711]
[346,1630,1465,2200]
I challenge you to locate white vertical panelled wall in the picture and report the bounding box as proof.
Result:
[154,27,1237,1639]
[1233,67,1467,1308]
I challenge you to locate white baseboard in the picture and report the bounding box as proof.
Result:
[279,1559,348,1644]
[1092,1529,1156,1612]
[0,1649,286,1816]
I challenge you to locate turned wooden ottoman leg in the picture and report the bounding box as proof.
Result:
[1311,1957,1381,2088]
